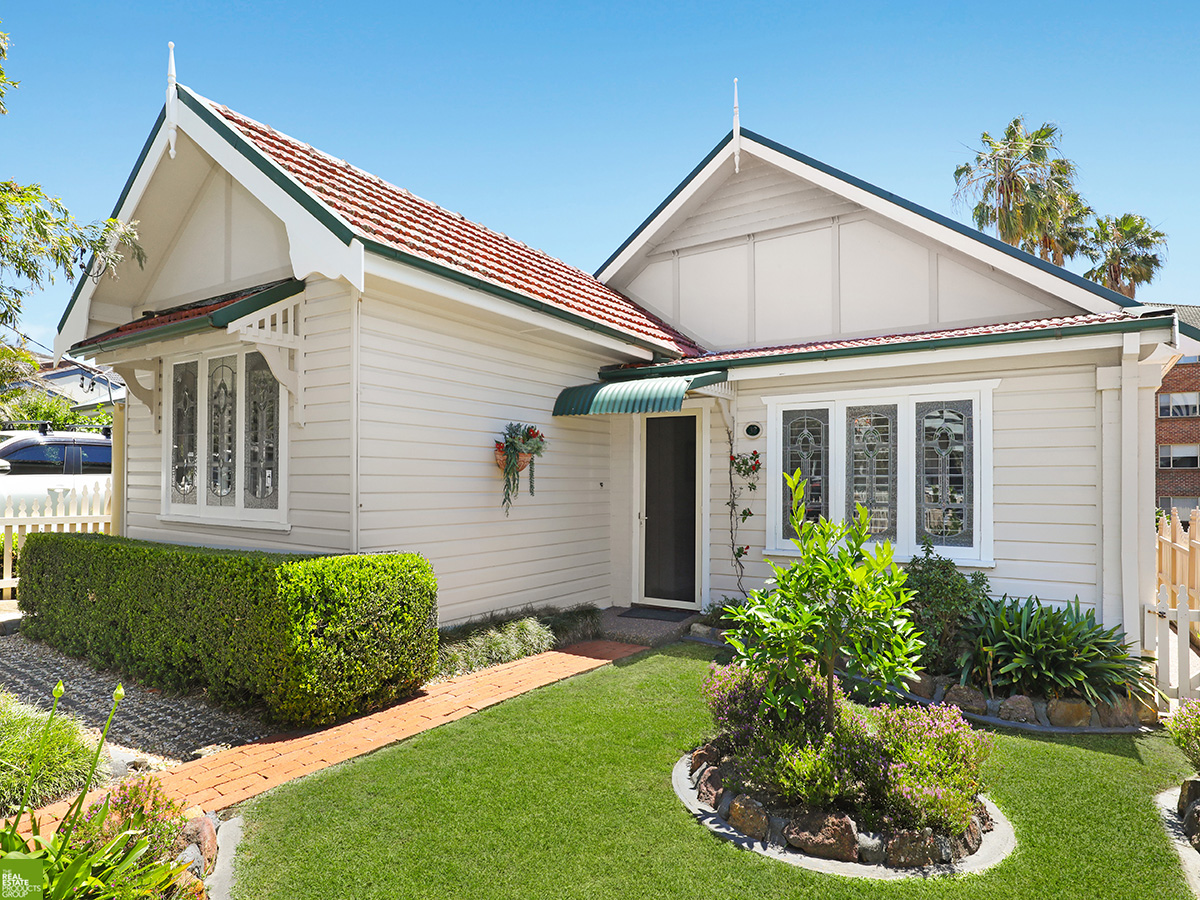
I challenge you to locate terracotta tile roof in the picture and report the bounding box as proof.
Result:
[74,281,289,349]
[609,309,1166,373]
[206,102,703,357]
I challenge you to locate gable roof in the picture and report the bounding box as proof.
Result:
[193,92,702,358]
[596,129,1141,316]
[597,308,1174,380]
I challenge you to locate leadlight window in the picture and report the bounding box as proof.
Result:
[916,400,973,547]
[244,352,279,510]
[207,356,237,507]
[782,408,828,538]
[171,361,198,504]
[846,405,897,541]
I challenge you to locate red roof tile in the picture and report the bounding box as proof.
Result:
[206,101,703,357]
[611,309,1162,373]
[75,281,288,349]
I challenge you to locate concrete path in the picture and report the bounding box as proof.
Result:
[21,640,646,832]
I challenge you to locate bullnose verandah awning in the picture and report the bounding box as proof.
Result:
[552,370,727,416]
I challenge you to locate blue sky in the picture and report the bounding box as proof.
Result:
[1,1,1196,353]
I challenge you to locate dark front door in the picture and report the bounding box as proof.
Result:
[643,415,697,605]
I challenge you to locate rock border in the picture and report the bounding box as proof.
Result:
[672,755,1016,880]
[1156,789,1200,899]
[685,627,1159,736]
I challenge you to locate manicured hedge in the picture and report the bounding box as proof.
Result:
[18,533,438,726]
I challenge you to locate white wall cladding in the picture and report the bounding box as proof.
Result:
[357,286,616,625]
[123,278,353,553]
[610,154,1081,353]
[695,351,1123,614]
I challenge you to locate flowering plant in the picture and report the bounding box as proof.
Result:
[731,450,761,486]
[496,422,548,515]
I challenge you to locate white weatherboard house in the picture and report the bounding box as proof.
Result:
[56,77,1188,643]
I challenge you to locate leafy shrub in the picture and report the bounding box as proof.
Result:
[19,533,438,725]
[876,704,991,834]
[438,617,555,679]
[1167,698,1200,773]
[724,472,922,732]
[903,537,991,674]
[0,689,99,815]
[958,594,1155,704]
[75,775,186,870]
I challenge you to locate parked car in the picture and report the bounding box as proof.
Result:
[0,430,112,510]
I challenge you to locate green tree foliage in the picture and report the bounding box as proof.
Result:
[0,24,144,327]
[3,388,111,429]
[1082,213,1168,299]
[723,470,923,733]
[954,116,1167,296]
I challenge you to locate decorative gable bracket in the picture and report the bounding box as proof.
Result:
[225,295,306,426]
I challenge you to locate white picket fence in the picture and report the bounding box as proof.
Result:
[1153,508,1200,699]
[0,480,113,599]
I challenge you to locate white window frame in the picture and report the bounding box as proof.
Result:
[160,345,289,529]
[763,379,998,566]
[1160,444,1200,469]
[1159,392,1200,418]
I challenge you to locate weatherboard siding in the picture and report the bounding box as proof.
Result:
[356,287,616,625]
[123,278,354,552]
[703,355,1109,612]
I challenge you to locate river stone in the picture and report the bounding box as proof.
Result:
[784,812,859,863]
[1048,698,1092,728]
[690,743,720,774]
[767,814,789,849]
[1033,699,1051,727]
[905,672,935,699]
[942,685,987,716]
[175,815,218,872]
[886,828,939,868]
[857,830,886,865]
[1180,778,1200,816]
[1096,697,1137,727]
[999,694,1036,723]
[696,767,723,808]
[1136,696,1160,726]
[950,815,984,859]
[175,843,204,879]
[716,790,734,820]
[728,795,769,840]
[932,675,958,703]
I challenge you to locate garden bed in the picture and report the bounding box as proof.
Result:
[674,752,1016,878]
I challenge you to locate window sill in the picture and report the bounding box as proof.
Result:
[156,514,292,534]
[764,546,995,569]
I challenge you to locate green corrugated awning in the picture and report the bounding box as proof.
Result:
[553,370,727,416]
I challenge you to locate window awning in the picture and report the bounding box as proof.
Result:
[552,370,727,416]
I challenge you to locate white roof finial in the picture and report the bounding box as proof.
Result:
[732,77,741,174]
[166,42,178,159]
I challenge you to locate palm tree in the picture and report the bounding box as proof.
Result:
[954,117,1080,256]
[1082,214,1168,299]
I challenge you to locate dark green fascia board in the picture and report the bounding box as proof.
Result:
[597,313,1177,382]
[70,279,305,355]
[57,107,168,334]
[1179,319,1200,344]
[596,127,1139,312]
[360,238,683,358]
[176,87,356,246]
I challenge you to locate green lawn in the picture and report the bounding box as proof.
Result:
[232,643,1191,900]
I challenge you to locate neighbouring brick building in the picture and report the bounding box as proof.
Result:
[1158,356,1200,514]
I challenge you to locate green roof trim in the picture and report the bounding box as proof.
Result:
[597,313,1176,382]
[553,370,726,416]
[57,106,168,334]
[597,128,1140,312]
[360,238,682,358]
[176,87,356,246]
[70,279,305,355]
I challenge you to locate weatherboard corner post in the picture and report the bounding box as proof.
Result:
[165,41,178,159]
[732,77,741,174]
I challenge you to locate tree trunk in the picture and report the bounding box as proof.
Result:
[823,643,837,733]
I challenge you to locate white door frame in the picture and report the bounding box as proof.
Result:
[636,400,710,610]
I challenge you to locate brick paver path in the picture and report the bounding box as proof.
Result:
[21,640,645,833]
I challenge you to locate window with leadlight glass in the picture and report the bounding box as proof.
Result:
[170,361,198,505]
[208,356,238,507]
[244,352,279,510]
[781,408,828,538]
[846,405,897,541]
[915,400,973,547]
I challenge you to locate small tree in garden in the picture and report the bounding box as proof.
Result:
[724,470,923,733]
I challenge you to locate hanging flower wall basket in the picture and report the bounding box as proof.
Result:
[495,423,547,516]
